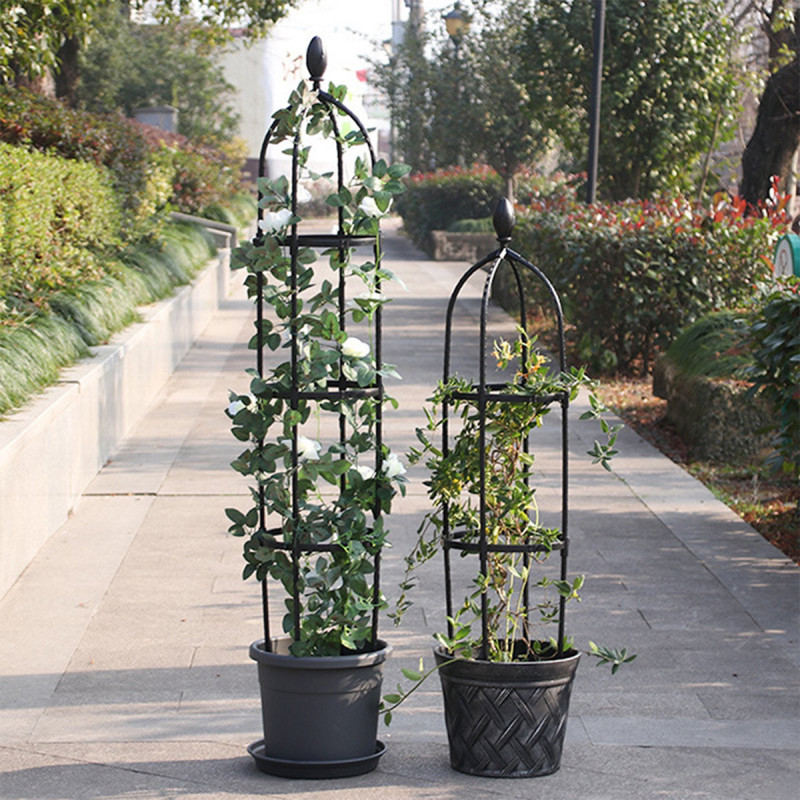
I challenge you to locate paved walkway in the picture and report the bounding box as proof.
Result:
[1,219,798,800]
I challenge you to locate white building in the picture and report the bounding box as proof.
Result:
[217,0,404,180]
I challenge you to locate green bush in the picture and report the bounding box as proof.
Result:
[395,165,503,250]
[0,89,240,416]
[135,124,245,215]
[447,217,494,233]
[0,87,151,234]
[745,277,800,477]
[395,166,582,250]
[0,87,245,235]
[0,142,120,314]
[507,192,791,375]
[0,221,216,416]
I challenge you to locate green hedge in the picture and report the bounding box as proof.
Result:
[0,221,215,417]
[0,88,151,234]
[395,166,503,250]
[396,165,789,376]
[502,194,791,375]
[0,142,120,314]
[394,166,582,250]
[0,87,244,237]
[0,89,243,417]
[136,124,245,216]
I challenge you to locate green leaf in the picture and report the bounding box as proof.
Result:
[388,163,411,179]
[225,508,246,525]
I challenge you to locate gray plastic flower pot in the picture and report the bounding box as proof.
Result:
[434,645,581,778]
[248,637,390,778]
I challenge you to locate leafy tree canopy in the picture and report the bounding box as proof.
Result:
[0,0,298,84]
[77,6,239,143]
[147,0,298,39]
[521,0,744,199]
[0,0,106,83]
[378,0,744,200]
[375,0,549,190]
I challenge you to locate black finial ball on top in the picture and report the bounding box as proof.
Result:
[306,37,327,84]
[493,197,515,244]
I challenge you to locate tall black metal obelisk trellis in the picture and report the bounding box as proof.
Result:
[252,37,385,653]
[440,198,571,660]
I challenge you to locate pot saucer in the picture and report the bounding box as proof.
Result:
[247,739,385,779]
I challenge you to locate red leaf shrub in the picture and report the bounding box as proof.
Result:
[510,183,791,374]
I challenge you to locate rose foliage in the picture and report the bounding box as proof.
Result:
[225,82,410,657]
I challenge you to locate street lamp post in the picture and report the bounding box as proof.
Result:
[586,0,605,204]
[443,3,470,167]
[443,3,469,47]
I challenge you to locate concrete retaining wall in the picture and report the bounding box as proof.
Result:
[430,230,497,261]
[0,232,233,600]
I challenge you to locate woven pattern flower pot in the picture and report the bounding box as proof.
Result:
[434,646,580,778]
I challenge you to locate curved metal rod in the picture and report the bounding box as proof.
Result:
[318,90,378,167]
[498,250,569,652]
[440,248,504,646]
[441,241,571,658]
[442,249,506,380]
[256,117,282,232]
[253,74,386,651]
[500,248,566,373]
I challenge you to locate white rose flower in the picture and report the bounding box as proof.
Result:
[341,336,370,358]
[296,435,322,461]
[382,453,406,479]
[355,465,375,481]
[258,208,293,234]
[359,196,391,218]
[296,185,313,204]
[228,393,254,417]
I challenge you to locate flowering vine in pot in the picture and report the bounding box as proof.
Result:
[384,198,634,778]
[223,38,409,778]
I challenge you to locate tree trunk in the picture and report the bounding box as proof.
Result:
[739,55,800,208]
[54,35,81,106]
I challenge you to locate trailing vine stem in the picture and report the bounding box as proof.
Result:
[380,332,633,721]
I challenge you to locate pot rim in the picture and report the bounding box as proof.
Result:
[433,643,581,667]
[250,637,391,670]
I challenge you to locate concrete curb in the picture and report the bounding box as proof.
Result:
[0,241,232,600]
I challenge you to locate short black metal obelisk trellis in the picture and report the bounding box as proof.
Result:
[253,37,385,653]
[440,198,571,659]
